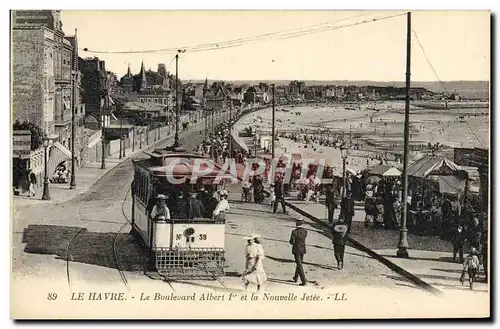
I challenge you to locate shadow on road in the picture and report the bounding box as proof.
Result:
[22,224,144,272]
[265,255,337,271]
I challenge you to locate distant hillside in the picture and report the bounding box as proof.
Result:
[186,79,489,99]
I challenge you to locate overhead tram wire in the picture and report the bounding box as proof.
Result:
[412,28,487,149]
[81,12,407,55]
[80,12,377,55]
[412,29,448,94]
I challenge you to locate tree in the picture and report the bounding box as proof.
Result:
[13,120,43,151]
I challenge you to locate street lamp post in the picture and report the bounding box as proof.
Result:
[340,143,348,198]
[119,115,123,159]
[397,12,412,259]
[173,51,182,147]
[228,99,232,157]
[69,28,78,190]
[271,84,276,159]
[41,137,52,200]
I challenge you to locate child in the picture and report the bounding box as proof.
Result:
[460,247,480,290]
[268,184,276,210]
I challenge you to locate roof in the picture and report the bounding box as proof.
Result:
[149,158,245,181]
[407,155,461,179]
[366,165,396,176]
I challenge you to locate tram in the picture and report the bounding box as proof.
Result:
[131,147,230,278]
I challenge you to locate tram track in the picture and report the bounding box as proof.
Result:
[66,183,133,291]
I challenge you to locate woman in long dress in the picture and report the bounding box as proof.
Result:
[242,235,267,291]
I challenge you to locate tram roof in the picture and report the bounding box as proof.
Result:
[149,160,246,181]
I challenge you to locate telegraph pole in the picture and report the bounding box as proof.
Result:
[69,28,78,189]
[119,114,123,159]
[173,52,180,147]
[271,84,276,159]
[228,99,232,157]
[397,12,411,259]
[101,85,107,170]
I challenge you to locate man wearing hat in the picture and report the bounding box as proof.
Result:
[325,185,337,225]
[332,218,348,270]
[188,193,205,219]
[289,218,308,286]
[150,194,171,222]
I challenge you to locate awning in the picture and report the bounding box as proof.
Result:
[47,142,72,176]
[383,167,402,177]
[433,175,466,195]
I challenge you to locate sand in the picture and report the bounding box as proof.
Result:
[233,101,489,174]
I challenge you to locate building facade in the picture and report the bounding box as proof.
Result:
[79,57,106,114]
[12,9,84,146]
[12,10,87,188]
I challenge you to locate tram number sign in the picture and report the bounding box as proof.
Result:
[176,233,207,241]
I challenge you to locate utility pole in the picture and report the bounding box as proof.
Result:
[69,28,78,189]
[271,84,276,159]
[173,52,180,147]
[228,99,232,157]
[397,12,412,259]
[119,114,123,159]
[100,73,107,170]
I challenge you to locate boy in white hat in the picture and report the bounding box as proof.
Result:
[460,247,480,290]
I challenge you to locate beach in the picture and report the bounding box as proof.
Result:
[233,101,489,174]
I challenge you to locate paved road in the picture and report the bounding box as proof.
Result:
[12,123,454,319]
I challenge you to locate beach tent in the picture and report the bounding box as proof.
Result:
[407,155,461,179]
[383,167,402,177]
[365,164,402,177]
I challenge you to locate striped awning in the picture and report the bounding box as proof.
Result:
[47,142,72,176]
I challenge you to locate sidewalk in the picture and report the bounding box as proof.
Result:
[285,199,489,294]
[12,120,207,208]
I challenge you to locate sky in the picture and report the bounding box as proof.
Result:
[60,10,490,82]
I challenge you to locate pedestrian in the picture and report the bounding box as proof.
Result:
[150,194,171,221]
[27,169,37,197]
[364,185,377,228]
[340,191,355,233]
[459,247,480,290]
[452,224,466,263]
[481,231,488,282]
[325,185,337,224]
[268,184,276,210]
[273,180,287,214]
[469,217,482,250]
[289,218,307,286]
[188,193,205,219]
[332,218,348,269]
[213,190,229,221]
[241,234,267,291]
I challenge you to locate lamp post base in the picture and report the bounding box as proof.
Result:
[69,177,76,190]
[173,133,180,147]
[397,227,410,258]
[41,180,51,200]
[396,248,409,258]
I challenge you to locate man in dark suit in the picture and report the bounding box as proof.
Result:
[340,192,355,233]
[289,218,307,285]
[332,218,348,269]
[273,180,287,214]
[325,185,337,224]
